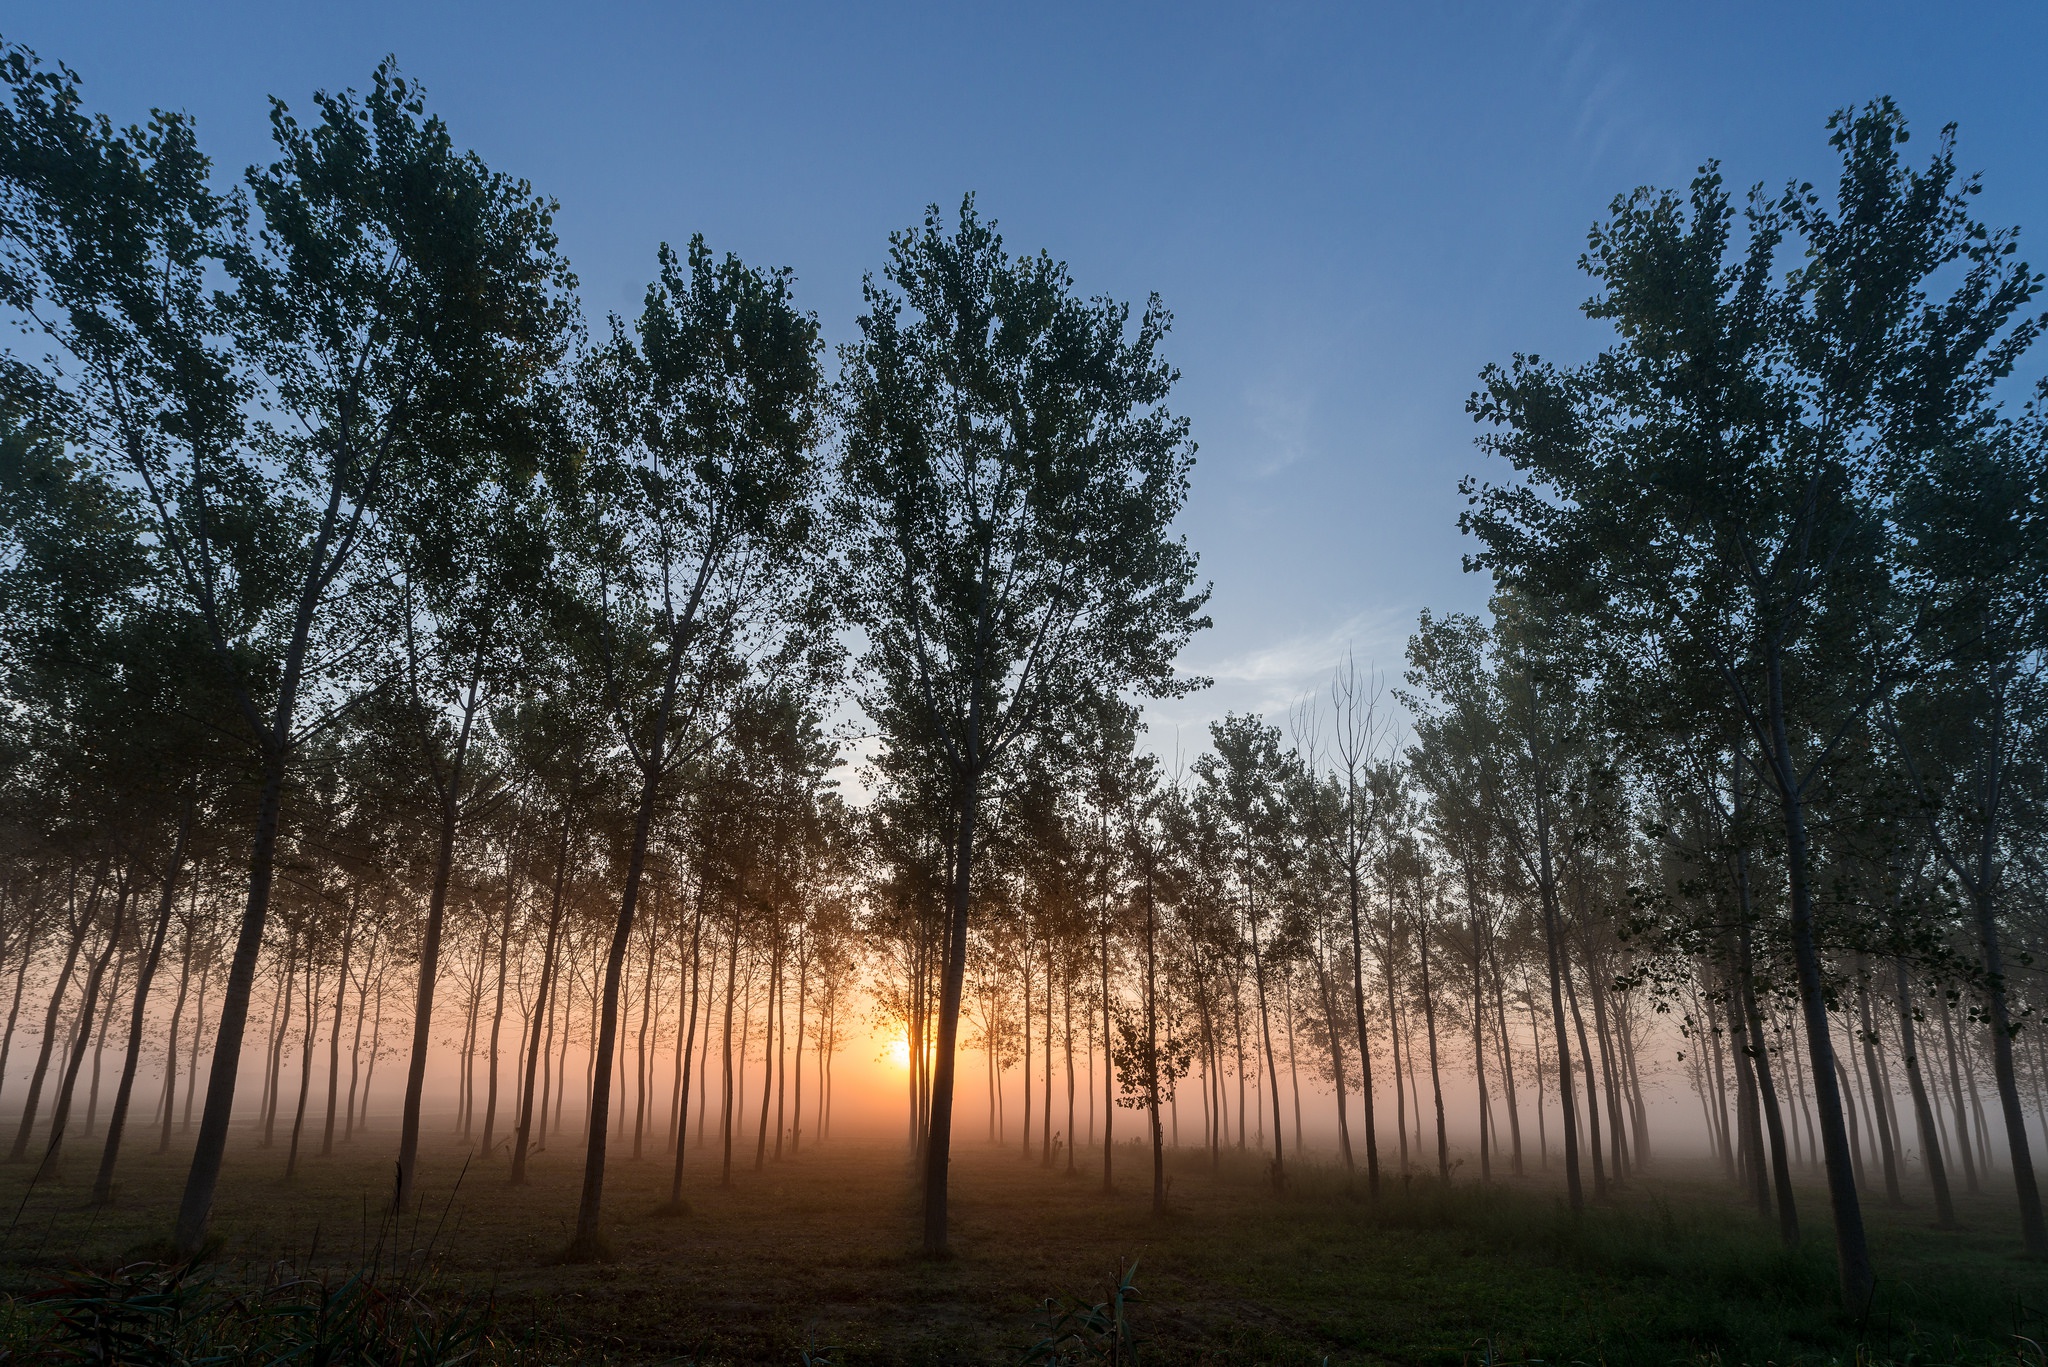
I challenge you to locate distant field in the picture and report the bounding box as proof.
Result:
[0,1132,2042,1365]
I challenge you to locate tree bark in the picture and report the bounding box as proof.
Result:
[10,865,101,1162]
[1893,957,1955,1226]
[395,674,484,1209]
[92,816,189,1201]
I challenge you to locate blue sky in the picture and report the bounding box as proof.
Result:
[15,2,2048,751]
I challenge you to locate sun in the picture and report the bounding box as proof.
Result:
[888,1035,911,1069]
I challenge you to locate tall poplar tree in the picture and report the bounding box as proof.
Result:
[837,197,1208,1255]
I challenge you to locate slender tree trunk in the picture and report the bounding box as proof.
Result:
[1469,911,1491,1182]
[791,934,806,1157]
[1486,928,1523,1175]
[0,921,37,1120]
[720,928,740,1187]
[1764,653,1873,1305]
[665,892,705,1207]
[93,817,189,1201]
[285,960,321,1178]
[85,942,128,1138]
[1522,983,1549,1168]
[636,911,657,1161]
[756,936,779,1170]
[263,935,297,1147]
[1317,957,1353,1169]
[346,935,377,1142]
[1894,957,1955,1227]
[1937,992,1981,1193]
[1738,932,1798,1243]
[1022,933,1034,1162]
[1533,808,1582,1210]
[322,910,354,1157]
[1040,943,1052,1168]
[1967,882,2047,1253]
[1563,942,1606,1198]
[1064,967,1076,1175]
[42,881,132,1172]
[1101,919,1116,1194]
[11,868,101,1162]
[1383,927,1409,1176]
[183,960,208,1133]
[513,818,571,1185]
[1416,913,1447,1181]
[922,748,980,1256]
[1143,862,1165,1213]
[481,856,519,1158]
[156,913,194,1155]
[1856,964,1903,1206]
[1345,854,1380,1195]
[395,676,484,1211]
[1284,974,1304,1157]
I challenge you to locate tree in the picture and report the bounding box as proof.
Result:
[837,197,1208,1255]
[1464,100,2043,1298]
[560,237,827,1257]
[0,49,572,1250]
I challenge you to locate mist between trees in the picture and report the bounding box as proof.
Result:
[0,38,2045,1310]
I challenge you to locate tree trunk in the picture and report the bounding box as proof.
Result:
[513,817,571,1185]
[1486,928,1523,1175]
[1856,964,1903,1206]
[183,960,209,1133]
[1532,806,1582,1210]
[42,879,132,1172]
[346,934,377,1142]
[85,941,129,1138]
[1469,910,1491,1182]
[322,909,355,1156]
[1936,992,1980,1194]
[1415,913,1447,1181]
[156,912,194,1155]
[1561,930,1603,1198]
[395,676,484,1210]
[1738,931,1799,1244]
[1765,652,1873,1305]
[11,865,101,1162]
[1344,854,1380,1195]
[0,919,38,1120]
[1143,863,1165,1213]
[1967,883,2047,1253]
[921,753,980,1257]
[664,890,706,1206]
[1101,919,1117,1194]
[285,960,321,1177]
[720,927,740,1187]
[791,930,806,1157]
[262,934,297,1147]
[1893,957,1955,1227]
[92,815,189,1202]
[481,855,519,1158]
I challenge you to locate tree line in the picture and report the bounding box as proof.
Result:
[0,41,2044,1307]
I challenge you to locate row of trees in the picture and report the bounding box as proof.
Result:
[0,42,1203,1260]
[2,39,2045,1307]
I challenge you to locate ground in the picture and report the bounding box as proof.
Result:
[0,1124,2041,1365]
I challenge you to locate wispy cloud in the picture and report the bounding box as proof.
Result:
[1198,606,1409,689]
[1148,606,1417,754]
[1241,373,1315,480]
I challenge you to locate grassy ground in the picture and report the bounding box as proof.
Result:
[0,1124,2042,1365]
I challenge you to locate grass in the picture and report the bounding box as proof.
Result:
[0,1125,2042,1365]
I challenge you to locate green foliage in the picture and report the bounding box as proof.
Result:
[1022,1257,1143,1366]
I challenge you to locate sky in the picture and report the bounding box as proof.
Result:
[13,1,2048,757]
